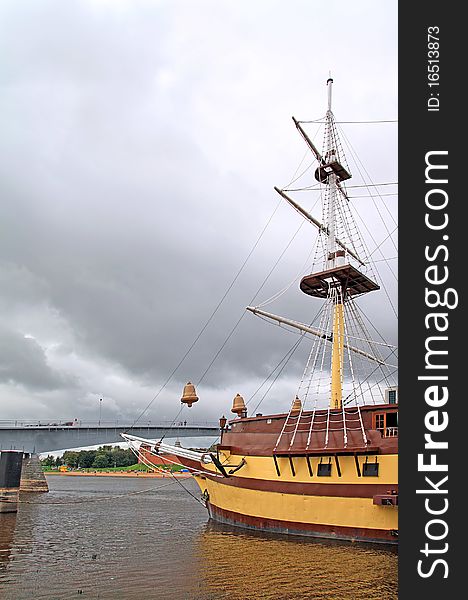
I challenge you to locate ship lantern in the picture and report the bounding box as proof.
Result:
[181,382,198,407]
[219,415,227,430]
[291,395,302,414]
[231,393,247,418]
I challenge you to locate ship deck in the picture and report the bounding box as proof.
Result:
[218,404,398,457]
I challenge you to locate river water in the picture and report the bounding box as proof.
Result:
[0,476,397,599]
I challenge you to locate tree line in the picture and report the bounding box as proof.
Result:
[41,446,136,469]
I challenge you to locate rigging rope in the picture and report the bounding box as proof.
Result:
[196,204,311,386]
[337,124,398,230]
[370,256,397,263]
[349,193,397,199]
[124,197,283,431]
[343,368,399,406]
[131,446,206,505]
[283,182,398,192]
[257,198,321,307]
[194,304,327,456]
[9,479,178,505]
[352,207,398,319]
[354,303,399,368]
[298,119,398,124]
[367,225,399,260]
[158,404,185,443]
[250,336,305,416]
[284,122,324,188]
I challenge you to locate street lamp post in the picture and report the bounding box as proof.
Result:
[99,398,102,425]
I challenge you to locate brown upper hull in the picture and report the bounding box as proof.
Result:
[198,471,398,498]
[220,404,398,456]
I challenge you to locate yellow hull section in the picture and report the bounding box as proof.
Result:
[212,451,398,486]
[195,476,398,531]
[196,452,398,534]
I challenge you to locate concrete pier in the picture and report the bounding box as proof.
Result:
[20,453,49,493]
[0,451,23,513]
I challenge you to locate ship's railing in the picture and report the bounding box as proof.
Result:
[376,426,398,438]
[281,408,364,433]
[275,408,369,451]
[281,413,398,437]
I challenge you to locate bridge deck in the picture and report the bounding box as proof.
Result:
[0,422,219,454]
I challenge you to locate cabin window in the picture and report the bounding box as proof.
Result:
[363,461,379,477]
[375,413,385,436]
[388,389,397,404]
[373,412,398,438]
[317,462,332,476]
[386,412,398,436]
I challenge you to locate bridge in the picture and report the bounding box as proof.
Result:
[0,420,220,454]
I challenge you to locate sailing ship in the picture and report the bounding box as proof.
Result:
[123,78,398,544]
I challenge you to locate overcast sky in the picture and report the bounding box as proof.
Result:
[0,0,397,425]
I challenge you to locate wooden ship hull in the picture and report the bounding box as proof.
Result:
[180,405,397,543]
[133,402,398,544]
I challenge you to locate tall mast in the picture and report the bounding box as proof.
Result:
[326,77,336,269]
[324,77,344,408]
[250,76,383,413]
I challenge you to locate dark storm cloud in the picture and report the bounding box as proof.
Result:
[0,326,74,390]
[0,0,398,420]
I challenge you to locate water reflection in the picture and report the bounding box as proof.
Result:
[0,514,17,571]
[195,521,398,600]
[0,477,397,599]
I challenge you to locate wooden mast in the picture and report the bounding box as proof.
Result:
[249,76,382,410]
[324,77,344,409]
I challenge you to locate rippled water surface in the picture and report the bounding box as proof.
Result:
[0,476,397,599]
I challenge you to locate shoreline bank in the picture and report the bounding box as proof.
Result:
[44,471,192,479]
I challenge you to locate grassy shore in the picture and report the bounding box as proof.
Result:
[43,463,191,478]
[45,471,191,478]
